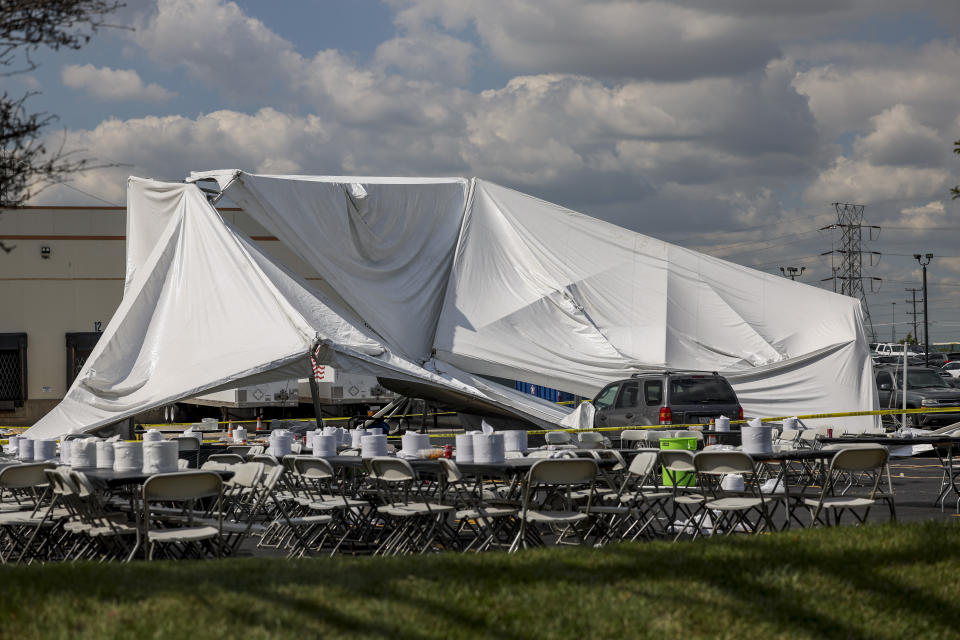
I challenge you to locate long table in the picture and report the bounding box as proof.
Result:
[74,467,235,491]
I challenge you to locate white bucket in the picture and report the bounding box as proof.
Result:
[96,441,116,469]
[502,430,528,452]
[360,434,388,458]
[472,433,505,464]
[17,438,34,461]
[142,440,179,474]
[741,424,774,456]
[113,441,143,472]
[455,433,474,463]
[314,434,338,458]
[351,428,369,448]
[70,439,98,468]
[33,439,57,461]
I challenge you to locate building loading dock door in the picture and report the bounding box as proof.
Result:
[66,332,102,389]
[0,333,27,410]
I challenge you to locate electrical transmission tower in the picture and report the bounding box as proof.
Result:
[820,203,882,343]
[906,287,923,344]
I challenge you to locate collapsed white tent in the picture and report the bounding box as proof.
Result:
[27,171,877,438]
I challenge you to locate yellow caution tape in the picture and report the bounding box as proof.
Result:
[389,405,960,438]
[6,404,958,439]
[137,411,459,428]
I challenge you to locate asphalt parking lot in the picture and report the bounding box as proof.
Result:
[880,456,959,523]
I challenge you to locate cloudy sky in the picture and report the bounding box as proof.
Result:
[13,0,960,342]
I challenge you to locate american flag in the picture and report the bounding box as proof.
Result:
[310,345,326,381]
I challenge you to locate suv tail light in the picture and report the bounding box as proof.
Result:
[659,406,672,424]
[737,405,744,421]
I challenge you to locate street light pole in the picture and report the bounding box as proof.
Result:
[914,253,933,366]
[891,301,896,343]
[779,266,806,281]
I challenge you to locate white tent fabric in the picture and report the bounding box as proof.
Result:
[206,172,876,429]
[26,178,570,439]
[27,171,877,438]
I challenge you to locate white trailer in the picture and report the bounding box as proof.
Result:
[297,365,397,406]
[185,379,300,409]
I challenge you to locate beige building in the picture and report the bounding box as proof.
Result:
[0,204,320,427]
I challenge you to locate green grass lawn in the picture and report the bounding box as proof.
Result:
[2,520,960,639]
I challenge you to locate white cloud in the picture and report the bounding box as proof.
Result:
[804,155,948,204]
[900,200,946,229]
[374,32,476,84]
[132,0,302,100]
[42,108,329,204]
[43,1,960,245]
[803,102,956,207]
[61,64,176,102]
[792,40,960,138]
[853,105,946,168]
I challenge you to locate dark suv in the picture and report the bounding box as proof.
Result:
[875,365,960,427]
[592,371,743,429]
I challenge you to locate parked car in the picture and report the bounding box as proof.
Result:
[926,352,948,367]
[873,343,924,357]
[592,371,742,429]
[875,365,960,427]
[945,352,960,363]
[873,354,925,367]
[939,362,960,378]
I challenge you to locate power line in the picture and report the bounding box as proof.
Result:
[711,230,822,260]
[880,226,959,231]
[47,181,122,207]
[885,252,960,258]
[694,228,821,254]
[667,211,835,243]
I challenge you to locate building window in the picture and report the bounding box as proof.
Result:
[66,332,102,389]
[0,333,27,410]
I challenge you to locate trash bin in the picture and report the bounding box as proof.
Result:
[660,436,698,487]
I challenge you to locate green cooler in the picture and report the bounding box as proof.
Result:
[660,436,698,487]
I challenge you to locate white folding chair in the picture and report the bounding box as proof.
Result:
[368,457,455,555]
[437,458,518,552]
[619,430,647,449]
[805,446,895,526]
[693,451,772,538]
[544,431,573,445]
[141,471,223,560]
[509,458,598,552]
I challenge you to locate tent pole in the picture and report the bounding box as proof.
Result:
[308,371,324,430]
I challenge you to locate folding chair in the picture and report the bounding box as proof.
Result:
[805,446,895,526]
[577,432,605,449]
[437,458,518,551]
[0,462,60,563]
[591,450,672,542]
[776,428,801,448]
[291,457,369,556]
[251,454,280,467]
[619,430,647,449]
[509,458,598,552]
[693,451,773,538]
[207,453,245,465]
[64,470,138,561]
[660,449,705,541]
[177,436,201,469]
[141,471,223,560]
[368,457,455,555]
[544,431,573,445]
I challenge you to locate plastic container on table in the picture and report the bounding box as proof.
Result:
[660,436,698,487]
